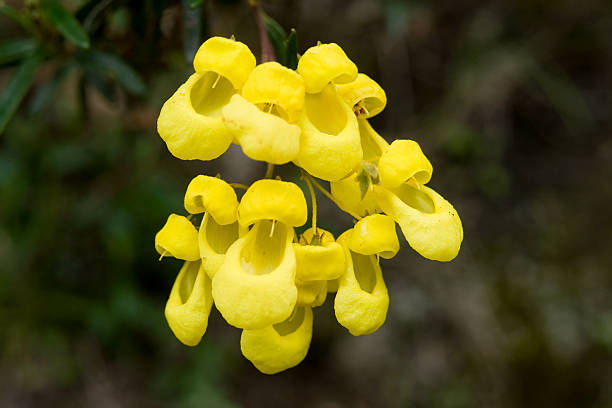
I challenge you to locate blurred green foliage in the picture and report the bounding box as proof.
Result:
[1,0,612,407]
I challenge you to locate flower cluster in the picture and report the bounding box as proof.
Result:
[155,36,463,374]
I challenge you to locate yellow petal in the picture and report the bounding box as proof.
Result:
[297,43,358,93]
[293,228,345,281]
[157,73,233,161]
[165,261,213,346]
[358,119,389,162]
[374,184,463,262]
[337,73,387,118]
[240,306,313,374]
[296,84,362,181]
[184,175,238,224]
[334,230,389,336]
[378,140,433,188]
[212,221,298,329]
[237,179,307,227]
[296,280,327,307]
[241,62,305,123]
[349,214,399,259]
[222,94,301,164]
[193,36,256,89]
[198,213,246,279]
[330,174,380,217]
[155,214,200,261]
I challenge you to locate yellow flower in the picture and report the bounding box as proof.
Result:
[296,83,362,181]
[378,139,433,188]
[297,43,358,93]
[155,214,200,261]
[157,37,255,161]
[334,230,389,336]
[293,227,345,282]
[198,212,246,279]
[241,306,313,374]
[296,280,327,307]
[222,62,304,164]
[349,214,399,259]
[212,180,307,329]
[374,184,463,262]
[184,175,239,224]
[165,261,213,346]
[337,73,387,118]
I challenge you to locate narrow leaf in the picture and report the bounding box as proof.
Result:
[76,50,146,95]
[28,64,72,114]
[0,53,41,134]
[263,13,287,66]
[284,28,298,70]
[356,170,371,201]
[188,0,204,7]
[0,38,38,65]
[40,0,90,49]
[0,5,38,35]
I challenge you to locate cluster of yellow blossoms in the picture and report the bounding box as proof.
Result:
[155,37,463,374]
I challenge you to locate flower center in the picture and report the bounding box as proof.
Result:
[189,72,235,116]
[350,251,377,293]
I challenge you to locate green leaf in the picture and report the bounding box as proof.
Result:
[76,50,146,95]
[0,52,41,134]
[40,0,90,49]
[284,28,298,70]
[356,170,372,201]
[0,38,38,65]
[28,64,72,114]
[263,13,287,65]
[0,5,38,35]
[188,0,205,7]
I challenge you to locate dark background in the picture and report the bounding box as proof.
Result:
[1,0,612,406]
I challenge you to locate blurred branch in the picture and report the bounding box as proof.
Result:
[249,0,275,63]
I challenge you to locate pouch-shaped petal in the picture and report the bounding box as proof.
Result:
[337,73,387,118]
[157,73,234,161]
[165,261,213,346]
[155,214,200,261]
[331,174,380,217]
[198,213,246,279]
[297,43,358,93]
[212,221,298,329]
[241,306,313,374]
[349,214,399,259]
[241,62,305,123]
[334,230,389,336]
[193,36,256,89]
[237,179,307,227]
[294,228,345,281]
[375,184,463,262]
[222,94,301,164]
[296,84,362,181]
[378,140,433,188]
[184,175,238,224]
[296,280,327,307]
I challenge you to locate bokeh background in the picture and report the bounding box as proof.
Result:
[1,0,612,406]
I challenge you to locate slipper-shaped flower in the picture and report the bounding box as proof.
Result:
[358,118,389,162]
[241,306,313,374]
[184,175,239,224]
[334,230,389,336]
[297,43,358,94]
[155,214,200,261]
[157,37,255,161]
[222,62,304,164]
[296,84,361,181]
[198,212,246,279]
[337,73,387,118]
[330,173,380,218]
[378,139,433,189]
[349,214,399,259]
[296,280,327,307]
[212,180,307,329]
[165,261,213,346]
[374,184,463,262]
[293,227,345,282]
